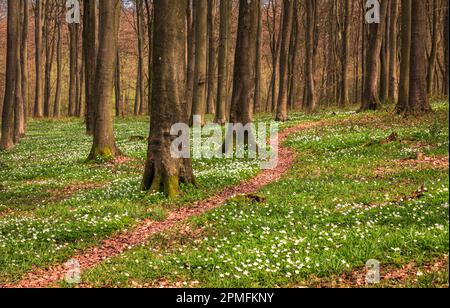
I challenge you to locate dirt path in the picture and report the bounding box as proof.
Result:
[1,120,326,289]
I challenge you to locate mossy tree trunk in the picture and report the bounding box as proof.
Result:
[142,0,195,198]
[88,0,121,161]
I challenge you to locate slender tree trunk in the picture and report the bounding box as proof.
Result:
[406,0,432,115]
[1,0,20,150]
[388,0,398,103]
[44,5,55,118]
[444,0,449,95]
[34,0,46,118]
[20,0,29,133]
[68,23,79,117]
[396,0,412,113]
[88,0,122,160]
[54,18,62,118]
[142,0,195,198]
[191,0,208,126]
[115,50,121,117]
[304,0,317,112]
[288,0,301,110]
[380,0,391,103]
[427,0,438,96]
[254,0,262,114]
[275,0,294,121]
[185,0,196,121]
[83,0,97,134]
[206,0,217,115]
[340,0,351,107]
[215,0,231,124]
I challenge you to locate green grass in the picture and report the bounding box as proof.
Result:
[1,101,449,287]
[78,102,449,288]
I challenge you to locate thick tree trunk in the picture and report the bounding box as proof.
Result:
[83,0,97,134]
[215,0,231,125]
[427,0,438,96]
[88,0,122,160]
[406,0,432,115]
[191,0,208,126]
[359,0,389,112]
[142,0,195,198]
[275,0,294,121]
[1,0,20,150]
[228,0,259,126]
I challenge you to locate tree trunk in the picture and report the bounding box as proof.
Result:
[142,0,195,198]
[304,0,317,112]
[275,0,294,121]
[340,0,351,107]
[206,0,217,115]
[88,0,122,160]
[34,0,46,118]
[68,23,79,117]
[191,0,208,126]
[20,0,29,134]
[380,0,391,103]
[44,3,55,118]
[426,0,438,96]
[215,0,231,124]
[396,0,411,113]
[388,0,398,103]
[185,0,196,121]
[83,0,97,134]
[444,0,449,95]
[115,50,121,117]
[254,0,262,114]
[406,0,432,115]
[54,18,62,118]
[359,0,389,112]
[1,0,20,150]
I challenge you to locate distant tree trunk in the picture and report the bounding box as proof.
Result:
[68,23,79,117]
[304,0,317,112]
[83,0,97,134]
[215,0,231,125]
[406,0,432,115]
[206,0,216,115]
[427,0,438,96]
[191,0,208,126]
[54,18,62,118]
[254,0,262,114]
[1,0,20,150]
[14,0,23,143]
[135,0,145,116]
[186,0,196,121]
[388,0,398,103]
[444,0,449,95]
[359,0,389,112]
[380,0,391,104]
[20,0,29,133]
[396,0,411,113]
[44,5,55,118]
[34,0,46,118]
[142,0,195,198]
[275,0,294,121]
[288,0,301,110]
[88,0,122,160]
[115,50,121,117]
[340,0,351,107]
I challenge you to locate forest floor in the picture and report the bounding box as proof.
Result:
[0,101,448,288]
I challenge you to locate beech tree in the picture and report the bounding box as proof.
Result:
[142,0,195,198]
[88,0,122,160]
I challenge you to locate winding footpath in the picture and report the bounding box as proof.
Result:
[1,120,326,288]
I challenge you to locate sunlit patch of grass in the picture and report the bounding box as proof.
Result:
[80,102,449,288]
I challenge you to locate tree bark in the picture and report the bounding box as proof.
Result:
[444,0,449,95]
[88,0,122,160]
[1,0,20,150]
[215,0,231,125]
[304,0,317,112]
[340,0,351,107]
[54,16,62,118]
[20,0,29,133]
[142,0,195,198]
[406,0,432,115]
[359,0,389,112]
[388,0,398,102]
[206,0,217,115]
[191,0,208,126]
[34,0,46,118]
[275,0,294,121]
[68,22,79,117]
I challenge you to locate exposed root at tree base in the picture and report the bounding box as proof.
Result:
[0,120,329,289]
